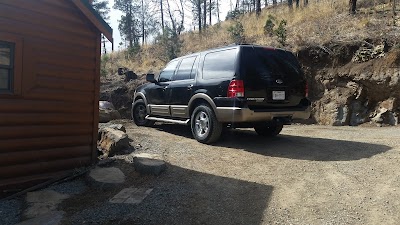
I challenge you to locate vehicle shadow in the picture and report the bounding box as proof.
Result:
[63,164,273,225]
[220,129,391,161]
[127,165,274,225]
[154,124,391,162]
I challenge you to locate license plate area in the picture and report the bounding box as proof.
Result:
[272,91,285,100]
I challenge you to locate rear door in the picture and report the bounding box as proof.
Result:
[167,55,199,118]
[199,48,239,99]
[240,47,306,110]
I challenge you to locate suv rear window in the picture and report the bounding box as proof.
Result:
[202,48,238,80]
[240,47,303,85]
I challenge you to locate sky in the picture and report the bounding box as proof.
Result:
[105,0,232,52]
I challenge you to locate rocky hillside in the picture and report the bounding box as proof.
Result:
[298,41,399,126]
[101,0,400,126]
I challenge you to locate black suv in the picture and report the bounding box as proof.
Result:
[132,45,311,143]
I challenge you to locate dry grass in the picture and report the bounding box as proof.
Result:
[103,0,400,76]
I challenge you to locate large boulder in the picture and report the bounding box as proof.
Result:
[99,109,121,123]
[99,101,122,123]
[97,127,130,158]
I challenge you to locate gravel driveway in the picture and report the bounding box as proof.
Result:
[127,123,400,225]
[2,123,400,225]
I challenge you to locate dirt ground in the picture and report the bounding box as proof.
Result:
[4,123,400,225]
[125,123,400,225]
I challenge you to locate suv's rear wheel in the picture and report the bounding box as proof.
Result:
[254,121,283,137]
[191,104,223,144]
[132,99,154,126]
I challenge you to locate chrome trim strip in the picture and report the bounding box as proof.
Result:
[146,116,189,125]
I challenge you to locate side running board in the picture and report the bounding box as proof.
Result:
[146,116,190,125]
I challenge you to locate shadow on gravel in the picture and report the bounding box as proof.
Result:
[220,129,391,161]
[154,124,391,161]
[154,123,193,138]
[59,164,273,225]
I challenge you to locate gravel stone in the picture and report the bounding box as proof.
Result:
[46,179,88,196]
[0,198,23,225]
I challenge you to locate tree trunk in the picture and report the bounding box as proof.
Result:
[217,0,220,22]
[256,0,261,15]
[203,0,207,28]
[160,0,164,34]
[128,4,133,48]
[166,0,176,35]
[393,0,397,25]
[209,0,212,25]
[198,0,202,32]
[296,0,299,8]
[273,0,277,6]
[264,0,268,7]
[303,0,308,7]
[141,0,144,45]
[288,0,293,9]
[349,0,357,14]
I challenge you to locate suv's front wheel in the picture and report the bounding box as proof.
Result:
[132,99,154,126]
[191,104,223,144]
[254,121,283,137]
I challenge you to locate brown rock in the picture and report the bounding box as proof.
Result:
[97,127,130,157]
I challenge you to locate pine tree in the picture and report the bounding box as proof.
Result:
[114,0,141,48]
[92,0,110,53]
[92,0,110,21]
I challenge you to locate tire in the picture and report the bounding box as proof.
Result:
[191,104,223,144]
[254,121,283,137]
[132,99,154,127]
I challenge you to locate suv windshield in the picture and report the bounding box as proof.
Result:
[241,47,303,86]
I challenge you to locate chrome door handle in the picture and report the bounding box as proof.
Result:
[163,86,168,91]
[187,84,194,90]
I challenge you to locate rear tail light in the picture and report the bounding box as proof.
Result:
[305,81,309,98]
[228,80,245,98]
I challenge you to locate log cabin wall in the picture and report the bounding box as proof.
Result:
[0,0,101,191]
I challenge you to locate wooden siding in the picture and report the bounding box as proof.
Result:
[0,0,100,191]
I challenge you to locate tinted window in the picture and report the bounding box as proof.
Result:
[203,49,237,80]
[174,56,197,81]
[159,60,179,82]
[0,41,14,91]
[241,47,303,86]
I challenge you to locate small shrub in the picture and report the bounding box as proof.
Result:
[127,44,141,57]
[154,27,182,61]
[227,21,246,44]
[275,20,287,47]
[101,54,110,77]
[264,15,276,37]
[226,9,245,20]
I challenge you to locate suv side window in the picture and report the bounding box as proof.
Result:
[159,60,180,82]
[202,48,237,80]
[173,56,197,81]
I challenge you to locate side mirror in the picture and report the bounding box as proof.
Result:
[146,74,157,83]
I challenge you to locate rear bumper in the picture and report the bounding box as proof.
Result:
[215,106,311,122]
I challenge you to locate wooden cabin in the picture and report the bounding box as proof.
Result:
[0,0,112,192]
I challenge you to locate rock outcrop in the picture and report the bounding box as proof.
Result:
[298,42,399,126]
